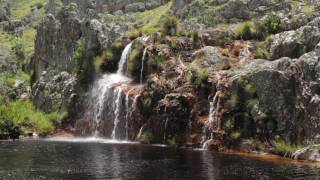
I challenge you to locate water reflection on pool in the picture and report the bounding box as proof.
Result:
[0,139,319,179]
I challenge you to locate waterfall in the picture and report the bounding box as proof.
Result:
[202,74,228,144]
[92,74,128,137]
[208,92,221,132]
[117,42,133,75]
[163,118,169,144]
[136,125,145,140]
[80,40,147,141]
[140,48,148,84]
[88,43,133,140]
[111,87,124,140]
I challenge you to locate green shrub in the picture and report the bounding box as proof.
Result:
[74,39,86,76]
[254,14,281,39]
[272,139,301,157]
[0,100,67,136]
[161,16,179,36]
[128,41,145,81]
[188,67,209,89]
[263,14,281,34]
[0,95,5,104]
[189,30,201,48]
[302,6,315,15]
[98,40,125,73]
[0,118,20,139]
[255,39,271,60]
[140,131,153,144]
[126,30,141,40]
[234,22,252,40]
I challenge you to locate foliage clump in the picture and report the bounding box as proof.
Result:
[254,14,281,40]
[0,100,67,137]
[128,40,145,81]
[234,22,253,40]
[161,16,179,36]
[97,40,125,73]
[188,67,209,90]
[139,131,153,144]
[223,78,277,140]
[272,139,301,157]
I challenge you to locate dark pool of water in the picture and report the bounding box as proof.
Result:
[0,139,319,180]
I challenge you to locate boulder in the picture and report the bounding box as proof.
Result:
[219,0,250,22]
[293,145,320,162]
[269,25,320,59]
[191,46,230,71]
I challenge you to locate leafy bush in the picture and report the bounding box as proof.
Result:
[139,131,153,144]
[98,40,125,73]
[128,41,145,81]
[188,67,209,89]
[188,30,201,48]
[254,14,281,39]
[255,38,272,60]
[272,139,301,157]
[0,100,67,136]
[234,22,252,40]
[262,14,281,34]
[161,16,179,36]
[0,118,20,139]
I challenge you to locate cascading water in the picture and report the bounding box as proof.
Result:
[117,42,133,75]
[140,48,148,84]
[202,74,228,147]
[92,74,129,137]
[111,87,125,139]
[81,37,150,141]
[163,118,169,144]
[87,42,137,140]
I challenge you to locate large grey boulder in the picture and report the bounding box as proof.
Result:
[269,25,320,59]
[219,0,250,22]
[191,46,230,71]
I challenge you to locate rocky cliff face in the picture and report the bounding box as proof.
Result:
[25,0,320,159]
[31,1,127,113]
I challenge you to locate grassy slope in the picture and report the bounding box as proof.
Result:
[131,1,172,33]
[10,0,47,20]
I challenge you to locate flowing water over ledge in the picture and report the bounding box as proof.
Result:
[0,139,320,179]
